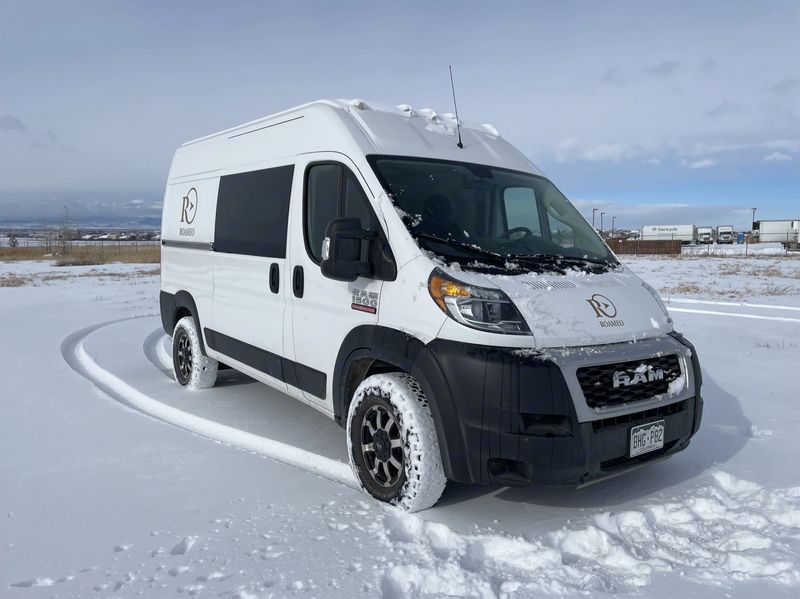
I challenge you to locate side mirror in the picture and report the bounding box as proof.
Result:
[320,217,377,282]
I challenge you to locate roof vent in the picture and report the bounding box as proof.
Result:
[396,104,415,117]
[418,108,438,121]
[348,99,371,110]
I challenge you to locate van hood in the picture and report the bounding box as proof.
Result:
[448,266,672,348]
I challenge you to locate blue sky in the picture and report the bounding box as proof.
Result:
[0,0,797,229]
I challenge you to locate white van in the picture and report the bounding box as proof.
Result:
[160,100,703,511]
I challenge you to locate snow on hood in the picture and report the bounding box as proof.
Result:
[444,264,671,348]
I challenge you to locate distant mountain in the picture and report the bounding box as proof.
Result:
[0,215,161,229]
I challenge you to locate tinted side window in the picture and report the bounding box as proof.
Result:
[306,164,341,262]
[343,170,379,230]
[305,163,380,263]
[214,165,294,258]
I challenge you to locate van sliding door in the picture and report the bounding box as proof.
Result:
[209,165,294,389]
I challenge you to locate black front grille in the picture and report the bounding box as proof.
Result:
[592,399,688,432]
[577,354,681,409]
[601,440,678,471]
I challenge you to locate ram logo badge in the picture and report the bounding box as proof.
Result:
[613,368,665,388]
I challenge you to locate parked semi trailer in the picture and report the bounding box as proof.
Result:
[641,224,697,244]
[755,219,800,248]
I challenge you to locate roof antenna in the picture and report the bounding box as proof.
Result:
[449,65,464,149]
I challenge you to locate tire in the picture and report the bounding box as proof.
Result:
[347,373,447,512]
[172,316,218,389]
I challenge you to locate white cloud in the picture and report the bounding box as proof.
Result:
[643,60,680,78]
[0,115,26,132]
[554,138,639,163]
[572,199,758,230]
[642,158,662,165]
[763,151,792,162]
[682,158,717,169]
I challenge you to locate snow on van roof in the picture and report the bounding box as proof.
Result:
[182,99,502,147]
[175,99,542,178]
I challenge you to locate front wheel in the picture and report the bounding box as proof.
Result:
[347,373,446,512]
[172,316,218,389]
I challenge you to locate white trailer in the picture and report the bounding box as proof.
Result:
[716,225,734,244]
[696,226,714,244]
[756,219,800,247]
[641,224,697,244]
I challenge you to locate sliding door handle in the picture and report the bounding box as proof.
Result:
[292,265,304,298]
[269,263,279,294]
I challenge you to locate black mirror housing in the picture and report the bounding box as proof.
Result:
[320,217,377,282]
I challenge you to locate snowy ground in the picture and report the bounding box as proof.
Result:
[2,255,800,598]
[681,242,796,257]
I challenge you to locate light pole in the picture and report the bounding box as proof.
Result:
[600,212,606,235]
[611,216,616,238]
[751,207,757,232]
[592,208,598,229]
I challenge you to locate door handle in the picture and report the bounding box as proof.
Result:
[292,265,304,298]
[269,263,279,294]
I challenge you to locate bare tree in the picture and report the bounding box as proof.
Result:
[60,205,74,254]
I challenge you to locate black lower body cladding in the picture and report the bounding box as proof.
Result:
[416,337,703,487]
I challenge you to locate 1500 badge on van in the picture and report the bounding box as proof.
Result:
[351,288,379,314]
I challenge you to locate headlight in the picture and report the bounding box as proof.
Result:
[428,270,531,335]
[641,280,673,328]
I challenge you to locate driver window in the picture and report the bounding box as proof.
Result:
[305,163,381,263]
[502,187,542,237]
[546,206,576,247]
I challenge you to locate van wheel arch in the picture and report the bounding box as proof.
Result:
[159,290,207,355]
[334,325,471,483]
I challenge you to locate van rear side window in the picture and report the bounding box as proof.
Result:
[214,165,294,257]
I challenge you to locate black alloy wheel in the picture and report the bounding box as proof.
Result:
[351,396,406,499]
[173,326,193,386]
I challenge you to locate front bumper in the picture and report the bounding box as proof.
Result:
[415,332,703,486]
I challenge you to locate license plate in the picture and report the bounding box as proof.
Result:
[630,420,665,457]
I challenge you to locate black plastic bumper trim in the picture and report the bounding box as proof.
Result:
[205,327,326,399]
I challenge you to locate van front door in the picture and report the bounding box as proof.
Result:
[287,156,384,410]
[210,165,294,390]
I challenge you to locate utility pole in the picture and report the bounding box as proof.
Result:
[600,212,606,236]
[592,208,598,229]
[611,216,616,238]
[751,207,757,232]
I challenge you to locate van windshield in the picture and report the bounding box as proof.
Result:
[368,155,618,274]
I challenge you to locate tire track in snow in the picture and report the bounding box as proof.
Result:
[142,326,174,378]
[61,318,358,490]
[667,307,800,323]
[665,297,800,312]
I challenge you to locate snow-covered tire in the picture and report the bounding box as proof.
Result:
[347,373,446,512]
[172,316,218,389]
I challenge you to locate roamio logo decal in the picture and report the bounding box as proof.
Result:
[179,187,198,236]
[586,293,624,327]
[181,188,198,224]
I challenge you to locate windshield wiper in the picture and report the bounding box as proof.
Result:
[510,253,616,272]
[557,255,618,269]
[415,233,569,274]
[414,233,509,267]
